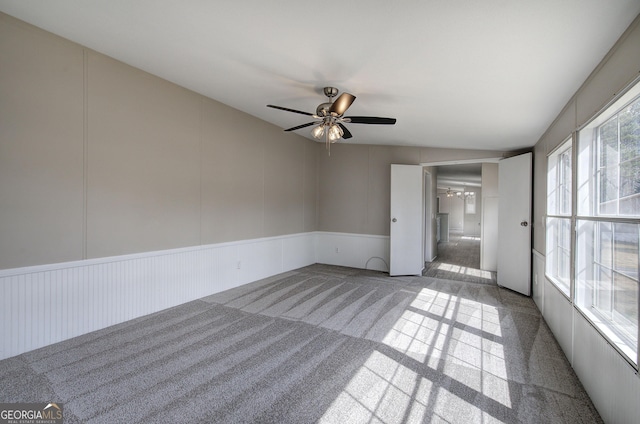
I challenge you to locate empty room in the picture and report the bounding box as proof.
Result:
[1,2,640,423]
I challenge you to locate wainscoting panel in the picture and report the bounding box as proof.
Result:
[531,249,545,312]
[237,238,282,286]
[573,311,640,424]
[532,248,640,423]
[315,232,390,272]
[542,277,573,363]
[282,233,316,271]
[0,232,316,360]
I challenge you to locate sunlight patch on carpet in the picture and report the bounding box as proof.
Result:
[320,287,513,423]
[436,262,494,280]
[318,350,429,424]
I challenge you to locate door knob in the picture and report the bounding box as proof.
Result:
[520,221,528,227]
[392,218,397,223]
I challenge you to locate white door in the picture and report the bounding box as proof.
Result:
[390,164,423,276]
[497,153,532,295]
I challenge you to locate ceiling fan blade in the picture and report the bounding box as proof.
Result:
[267,104,314,116]
[345,116,396,125]
[284,122,317,132]
[338,123,353,139]
[329,93,356,115]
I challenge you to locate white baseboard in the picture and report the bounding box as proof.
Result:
[315,232,390,272]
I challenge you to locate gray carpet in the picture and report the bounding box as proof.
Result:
[424,232,498,285]
[0,264,600,423]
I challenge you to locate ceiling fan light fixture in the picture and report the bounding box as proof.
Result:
[328,123,343,141]
[312,124,325,139]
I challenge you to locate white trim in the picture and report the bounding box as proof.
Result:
[420,157,502,167]
[577,74,640,132]
[0,232,316,278]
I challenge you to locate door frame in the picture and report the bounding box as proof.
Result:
[421,158,502,269]
[424,170,435,262]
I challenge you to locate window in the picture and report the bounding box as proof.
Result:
[596,105,640,216]
[546,138,572,296]
[464,191,476,214]
[575,84,640,365]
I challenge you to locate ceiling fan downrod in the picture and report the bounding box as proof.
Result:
[316,87,339,117]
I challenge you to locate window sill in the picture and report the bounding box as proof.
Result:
[575,305,637,367]
[545,274,570,298]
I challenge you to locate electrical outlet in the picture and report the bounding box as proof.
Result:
[237,261,241,270]
[335,247,340,253]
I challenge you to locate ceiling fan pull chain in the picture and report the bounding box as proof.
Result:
[326,129,330,155]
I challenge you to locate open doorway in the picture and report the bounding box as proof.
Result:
[423,162,498,284]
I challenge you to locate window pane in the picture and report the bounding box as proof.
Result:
[575,219,639,364]
[619,158,640,216]
[560,149,572,215]
[597,221,613,268]
[547,140,572,216]
[614,223,639,280]
[613,272,638,342]
[465,193,475,214]
[592,94,640,218]
[559,219,571,283]
[599,116,618,168]
[598,166,619,214]
[594,265,612,317]
[545,217,570,296]
[619,101,640,162]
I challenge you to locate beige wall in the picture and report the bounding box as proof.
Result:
[532,14,640,252]
[11,8,636,270]
[481,163,499,198]
[0,13,85,268]
[0,13,317,269]
[481,163,499,271]
[317,144,506,236]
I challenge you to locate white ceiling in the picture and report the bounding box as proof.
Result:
[1,1,639,151]
[437,164,483,189]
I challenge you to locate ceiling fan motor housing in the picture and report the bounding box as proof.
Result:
[316,102,333,117]
[323,86,338,98]
[317,87,339,116]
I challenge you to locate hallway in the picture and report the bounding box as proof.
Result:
[423,231,497,285]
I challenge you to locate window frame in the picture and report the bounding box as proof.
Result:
[545,137,574,297]
[574,80,640,367]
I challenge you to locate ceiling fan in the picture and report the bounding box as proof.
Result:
[267,87,396,154]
